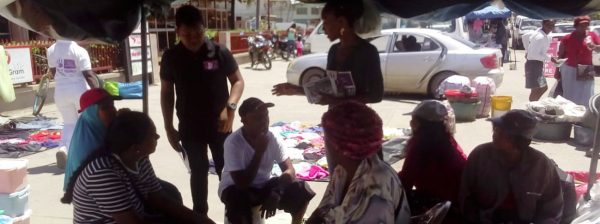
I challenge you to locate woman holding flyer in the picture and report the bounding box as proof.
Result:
[272,0,383,107]
[558,16,600,107]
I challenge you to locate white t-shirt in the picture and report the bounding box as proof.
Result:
[526,29,552,62]
[218,129,288,198]
[522,30,537,51]
[47,40,92,87]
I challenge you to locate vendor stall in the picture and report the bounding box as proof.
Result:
[464,5,511,58]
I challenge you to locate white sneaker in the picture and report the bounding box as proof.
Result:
[56,147,67,169]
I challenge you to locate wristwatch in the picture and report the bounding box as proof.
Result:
[227,103,237,110]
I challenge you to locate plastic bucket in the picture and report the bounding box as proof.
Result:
[491,96,512,118]
[449,101,481,122]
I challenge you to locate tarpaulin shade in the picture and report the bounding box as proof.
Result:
[301,0,600,21]
[465,5,511,20]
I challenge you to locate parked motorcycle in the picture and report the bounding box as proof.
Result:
[247,35,272,70]
[271,34,290,61]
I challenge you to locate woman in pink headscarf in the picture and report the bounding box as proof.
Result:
[306,101,410,224]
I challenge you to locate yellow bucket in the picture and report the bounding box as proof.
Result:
[491,96,512,118]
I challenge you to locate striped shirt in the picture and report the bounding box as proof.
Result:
[72,155,162,224]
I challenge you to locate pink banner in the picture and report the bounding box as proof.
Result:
[544,38,559,77]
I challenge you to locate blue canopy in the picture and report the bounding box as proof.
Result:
[300,0,600,21]
[465,5,511,20]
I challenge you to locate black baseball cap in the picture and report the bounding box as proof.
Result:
[490,109,538,140]
[238,97,274,117]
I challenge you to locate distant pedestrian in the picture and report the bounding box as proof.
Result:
[287,23,297,52]
[495,19,509,64]
[296,36,303,56]
[525,19,557,101]
[47,40,99,169]
[558,16,600,106]
[160,5,244,215]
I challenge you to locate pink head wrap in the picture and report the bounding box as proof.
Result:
[321,101,383,160]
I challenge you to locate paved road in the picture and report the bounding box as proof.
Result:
[3,50,600,223]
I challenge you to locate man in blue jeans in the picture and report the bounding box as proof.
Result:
[160,5,244,215]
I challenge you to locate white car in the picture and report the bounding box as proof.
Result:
[548,23,575,42]
[513,17,542,49]
[286,28,504,96]
[304,14,469,53]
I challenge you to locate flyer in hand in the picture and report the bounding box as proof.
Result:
[303,70,356,104]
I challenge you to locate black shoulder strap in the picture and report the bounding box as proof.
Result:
[205,38,219,59]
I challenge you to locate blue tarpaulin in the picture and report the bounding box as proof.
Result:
[300,0,600,21]
[465,5,511,20]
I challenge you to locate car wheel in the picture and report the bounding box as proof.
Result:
[428,71,456,99]
[301,68,326,87]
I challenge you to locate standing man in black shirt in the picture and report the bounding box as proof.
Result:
[160,5,244,215]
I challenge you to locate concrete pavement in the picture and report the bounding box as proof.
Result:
[2,49,599,223]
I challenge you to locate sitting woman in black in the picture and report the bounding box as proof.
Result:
[62,111,214,224]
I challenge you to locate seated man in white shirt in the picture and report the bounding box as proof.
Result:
[218,97,315,224]
[525,19,558,101]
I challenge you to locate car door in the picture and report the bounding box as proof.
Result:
[383,32,443,92]
[366,34,392,90]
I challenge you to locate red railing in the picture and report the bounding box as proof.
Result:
[0,40,123,82]
[228,31,287,54]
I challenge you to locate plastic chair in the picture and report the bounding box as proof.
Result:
[409,201,451,224]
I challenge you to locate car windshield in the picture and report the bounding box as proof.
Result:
[521,20,542,30]
[554,25,575,33]
[443,33,479,49]
[399,19,456,33]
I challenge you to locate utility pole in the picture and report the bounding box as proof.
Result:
[255,0,261,30]
[267,0,271,30]
[230,0,235,29]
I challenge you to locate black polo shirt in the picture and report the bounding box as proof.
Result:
[160,41,238,141]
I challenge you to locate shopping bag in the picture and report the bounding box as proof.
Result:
[103,81,119,96]
[118,81,143,99]
[0,46,15,103]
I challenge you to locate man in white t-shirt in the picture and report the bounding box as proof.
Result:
[46,40,98,169]
[218,97,314,224]
[525,20,557,101]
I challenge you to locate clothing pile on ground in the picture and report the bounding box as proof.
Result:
[0,116,62,158]
[267,121,411,181]
[526,96,587,123]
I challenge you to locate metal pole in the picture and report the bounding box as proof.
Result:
[587,94,600,200]
[267,0,271,30]
[141,1,149,114]
[256,0,261,30]
[230,0,235,29]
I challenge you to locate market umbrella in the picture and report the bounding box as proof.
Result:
[465,4,511,20]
